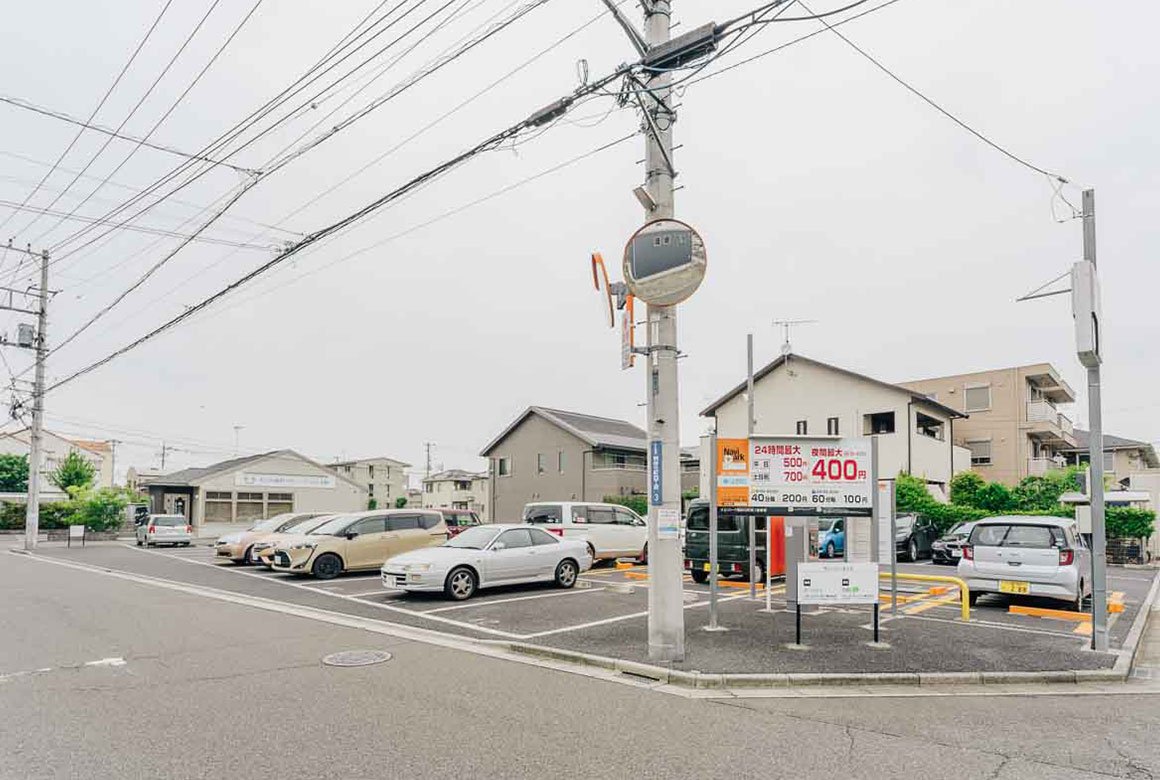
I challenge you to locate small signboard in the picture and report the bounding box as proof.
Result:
[649,440,663,505]
[657,507,680,539]
[797,562,878,605]
[68,524,86,548]
[748,436,873,516]
[716,437,750,506]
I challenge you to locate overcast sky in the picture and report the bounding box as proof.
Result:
[0,0,1155,485]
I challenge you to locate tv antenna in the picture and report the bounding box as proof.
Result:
[772,320,818,355]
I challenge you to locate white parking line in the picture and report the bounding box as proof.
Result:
[423,587,608,614]
[522,592,752,639]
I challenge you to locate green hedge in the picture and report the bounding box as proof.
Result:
[0,501,75,530]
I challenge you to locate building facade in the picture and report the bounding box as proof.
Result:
[1061,430,1160,485]
[701,353,969,497]
[480,406,699,524]
[326,456,410,509]
[143,449,366,526]
[0,428,114,488]
[421,469,491,522]
[900,362,1078,486]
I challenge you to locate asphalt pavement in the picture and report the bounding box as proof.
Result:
[4,547,1160,780]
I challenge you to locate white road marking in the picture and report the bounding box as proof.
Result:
[423,587,607,614]
[522,592,752,639]
[346,590,401,597]
[84,657,126,667]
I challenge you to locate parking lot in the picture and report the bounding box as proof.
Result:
[27,540,1156,676]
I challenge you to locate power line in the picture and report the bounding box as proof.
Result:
[0,0,176,238]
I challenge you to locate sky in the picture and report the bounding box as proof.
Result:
[0,0,1156,486]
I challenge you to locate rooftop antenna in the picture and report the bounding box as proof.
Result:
[772,319,818,355]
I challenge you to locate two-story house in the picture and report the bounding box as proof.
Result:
[422,469,490,522]
[700,353,969,497]
[326,456,410,509]
[1061,430,1160,485]
[0,428,114,488]
[899,362,1078,486]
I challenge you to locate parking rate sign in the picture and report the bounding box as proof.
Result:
[748,437,873,516]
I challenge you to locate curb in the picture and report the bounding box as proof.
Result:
[1116,567,1160,677]
[500,640,1128,690]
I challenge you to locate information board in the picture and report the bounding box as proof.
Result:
[797,561,879,605]
[748,437,873,516]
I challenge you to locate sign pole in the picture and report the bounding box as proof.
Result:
[707,431,721,630]
[1082,189,1108,652]
[890,485,899,617]
[746,334,757,599]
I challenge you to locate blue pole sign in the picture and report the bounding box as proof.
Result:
[650,439,663,506]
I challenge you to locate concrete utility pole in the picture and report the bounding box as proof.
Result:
[160,442,169,470]
[1083,189,1108,653]
[640,0,685,662]
[424,442,434,480]
[110,439,121,488]
[747,333,757,598]
[24,250,49,552]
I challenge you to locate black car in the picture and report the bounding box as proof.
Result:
[895,514,939,561]
[930,521,977,565]
[683,499,768,584]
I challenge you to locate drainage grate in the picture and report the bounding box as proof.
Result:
[321,649,393,668]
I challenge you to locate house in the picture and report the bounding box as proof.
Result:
[326,456,411,509]
[422,469,491,522]
[1061,430,1160,485]
[899,362,1078,486]
[0,428,114,488]
[404,487,424,509]
[700,353,970,497]
[126,467,164,493]
[480,406,700,523]
[141,449,366,526]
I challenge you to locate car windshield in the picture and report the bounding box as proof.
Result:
[818,520,834,533]
[445,526,501,549]
[949,522,972,536]
[285,515,329,533]
[970,523,1065,548]
[251,516,286,533]
[308,515,357,536]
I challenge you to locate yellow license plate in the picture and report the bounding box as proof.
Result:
[702,563,711,572]
[999,580,1030,595]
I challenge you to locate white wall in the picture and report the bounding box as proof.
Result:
[0,431,112,488]
[195,452,366,524]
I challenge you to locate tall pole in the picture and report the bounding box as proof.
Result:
[642,0,684,662]
[1083,188,1108,652]
[23,250,48,552]
[747,333,757,598]
[110,439,120,488]
[707,431,721,629]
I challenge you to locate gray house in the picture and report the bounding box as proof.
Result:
[480,406,699,523]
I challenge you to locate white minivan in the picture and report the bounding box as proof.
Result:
[522,502,649,564]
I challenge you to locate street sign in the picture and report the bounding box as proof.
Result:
[622,218,706,306]
[797,561,879,605]
[649,439,663,505]
[748,436,873,516]
[620,295,635,370]
[658,507,680,539]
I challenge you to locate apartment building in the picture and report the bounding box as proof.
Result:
[899,362,1078,486]
[422,469,490,522]
[327,456,410,509]
[701,353,969,496]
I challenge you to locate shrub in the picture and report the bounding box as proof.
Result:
[0,501,76,530]
[69,487,129,532]
[603,495,647,516]
[0,454,28,492]
[395,497,407,508]
[51,452,96,492]
[949,471,985,507]
[1106,507,1155,539]
[367,498,378,510]
[1011,468,1082,511]
[973,483,1016,513]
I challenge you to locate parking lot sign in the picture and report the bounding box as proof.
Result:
[798,562,879,605]
[748,436,873,516]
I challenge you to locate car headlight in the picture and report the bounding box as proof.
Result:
[290,541,317,550]
[405,563,432,572]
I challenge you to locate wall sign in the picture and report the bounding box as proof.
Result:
[649,440,663,506]
[235,473,336,489]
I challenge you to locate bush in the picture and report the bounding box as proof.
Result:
[395,497,407,508]
[949,472,985,507]
[1011,468,1082,511]
[367,498,378,510]
[0,454,28,492]
[1106,507,1155,539]
[973,483,1015,513]
[0,500,76,530]
[603,494,647,516]
[69,487,129,532]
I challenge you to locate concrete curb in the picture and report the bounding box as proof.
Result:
[500,640,1126,690]
[1116,567,1160,677]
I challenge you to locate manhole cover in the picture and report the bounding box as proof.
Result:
[321,649,393,668]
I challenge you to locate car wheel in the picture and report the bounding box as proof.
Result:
[311,553,342,580]
[445,567,477,601]
[234,546,252,565]
[968,591,980,606]
[555,559,578,589]
[908,539,918,562]
[825,542,835,559]
[691,569,709,584]
[754,560,766,586]
[136,538,143,547]
[638,543,648,565]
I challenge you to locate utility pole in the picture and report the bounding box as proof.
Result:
[640,0,685,662]
[424,442,434,480]
[747,333,757,598]
[110,439,121,487]
[25,250,49,552]
[232,425,244,456]
[1083,189,1108,653]
[160,441,169,470]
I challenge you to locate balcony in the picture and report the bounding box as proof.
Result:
[1027,457,1064,477]
[1026,401,1077,447]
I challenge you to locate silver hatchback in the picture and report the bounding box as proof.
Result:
[957,516,1091,610]
[136,515,193,547]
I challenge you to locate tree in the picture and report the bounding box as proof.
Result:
[1012,467,1081,511]
[973,482,1015,513]
[0,454,28,492]
[68,486,129,532]
[949,471,985,507]
[51,451,95,492]
[395,496,407,508]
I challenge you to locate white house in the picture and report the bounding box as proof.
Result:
[700,352,972,499]
[0,428,114,488]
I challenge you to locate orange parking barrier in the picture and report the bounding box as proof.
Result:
[624,571,649,580]
[1008,604,1090,622]
[615,561,635,570]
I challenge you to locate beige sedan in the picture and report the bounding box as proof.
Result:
[214,513,327,564]
[270,509,447,579]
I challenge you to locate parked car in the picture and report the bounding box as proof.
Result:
[931,521,977,565]
[429,508,482,537]
[251,514,339,567]
[136,514,192,547]
[958,516,1091,610]
[213,512,326,564]
[522,501,648,564]
[270,509,447,579]
[818,518,845,558]
[895,514,939,561]
[383,523,592,600]
[683,499,768,584]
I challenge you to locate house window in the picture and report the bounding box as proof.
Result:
[455,480,471,490]
[558,451,565,473]
[497,457,511,477]
[424,483,433,493]
[206,491,231,500]
[368,465,374,479]
[915,411,944,440]
[1103,451,1115,473]
[368,483,375,496]
[964,385,991,412]
[863,412,896,435]
[826,417,839,436]
[795,420,807,435]
[537,453,547,474]
[967,439,992,466]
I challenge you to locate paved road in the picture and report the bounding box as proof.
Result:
[4,549,1160,780]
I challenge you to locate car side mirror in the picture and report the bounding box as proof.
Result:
[493,542,506,551]
[345,531,359,540]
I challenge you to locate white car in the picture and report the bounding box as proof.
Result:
[135,514,193,547]
[522,501,649,564]
[958,516,1092,610]
[382,524,593,601]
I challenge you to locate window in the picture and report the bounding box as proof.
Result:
[613,507,642,526]
[537,453,547,474]
[497,457,511,477]
[967,439,992,466]
[267,493,292,502]
[686,505,739,532]
[368,465,375,479]
[863,412,896,435]
[570,505,587,523]
[915,411,944,440]
[418,512,441,530]
[529,528,558,546]
[964,385,991,412]
[206,491,231,500]
[826,417,839,436]
[558,451,565,473]
[586,507,616,525]
[522,504,562,524]
[455,480,471,490]
[349,516,386,535]
[424,483,433,493]
[368,483,375,496]
[1103,451,1115,472]
[969,523,1065,549]
[497,529,533,549]
[796,420,808,435]
[384,514,419,531]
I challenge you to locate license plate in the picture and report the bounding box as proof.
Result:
[951,549,962,558]
[999,580,1030,594]
[702,563,711,572]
